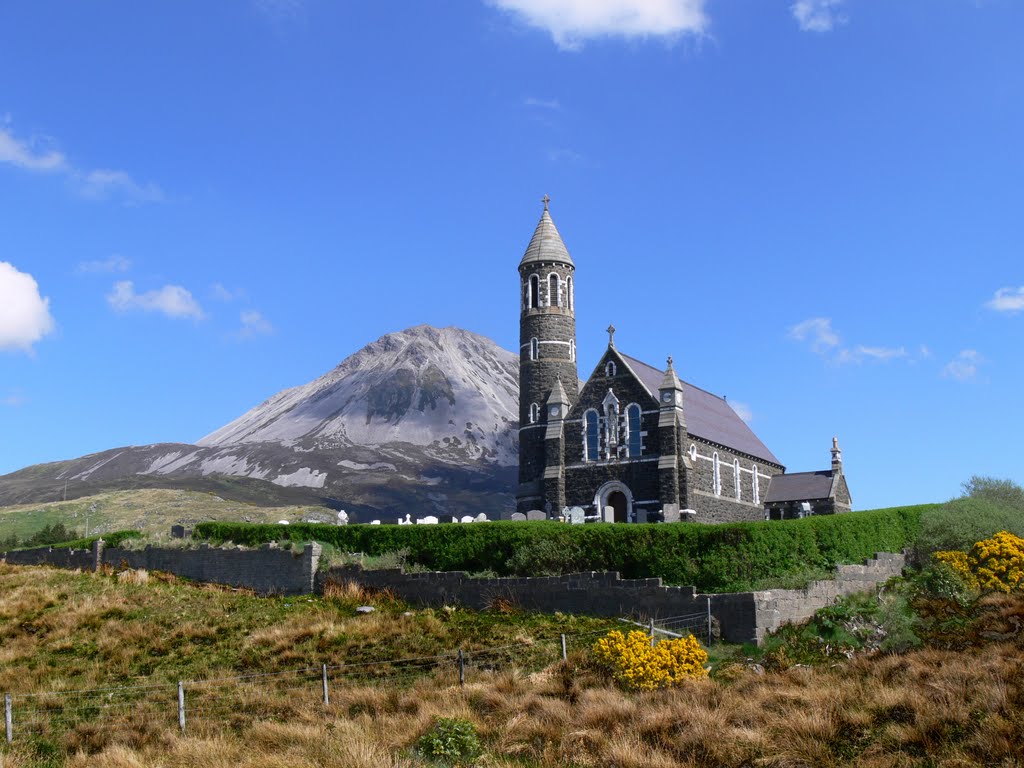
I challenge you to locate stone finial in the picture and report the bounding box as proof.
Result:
[541,193,550,210]
[607,324,616,347]
[831,436,843,473]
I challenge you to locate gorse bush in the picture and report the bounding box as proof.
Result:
[936,531,1024,594]
[415,717,482,766]
[593,630,708,691]
[195,505,927,592]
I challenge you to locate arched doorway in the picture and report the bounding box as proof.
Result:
[594,481,634,523]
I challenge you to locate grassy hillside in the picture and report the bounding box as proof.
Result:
[0,488,333,545]
[0,562,1022,767]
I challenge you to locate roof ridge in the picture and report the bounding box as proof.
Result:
[618,352,726,402]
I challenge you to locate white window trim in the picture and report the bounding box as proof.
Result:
[530,337,538,360]
[713,452,721,496]
[734,459,741,500]
[528,273,540,309]
[546,272,561,308]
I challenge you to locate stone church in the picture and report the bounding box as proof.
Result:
[516,200,852,524]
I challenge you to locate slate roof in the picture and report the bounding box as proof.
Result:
[520,209,574,268]
[764,471,835,503]
[618,353,783,467]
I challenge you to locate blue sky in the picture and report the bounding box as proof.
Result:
[1,0,1021,510]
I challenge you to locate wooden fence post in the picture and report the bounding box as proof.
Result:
[4,693,11,744]
[458,650,465,687]
[560,634,567,661]
[322,664,329,706]
[177,682,185,735]
[706,597,713,647]
[649,617,656,647]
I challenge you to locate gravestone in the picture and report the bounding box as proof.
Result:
[460,516,475,523]
[370,520,381,525]
[602,506,615,523]
[568,507,585,525]
[527,510,546,521]
[417,516,439,525]
[511,512,527,522]
[662,504,680,523]
[170,525,186,539]
[635,508,649,524]
[474,513,488,522]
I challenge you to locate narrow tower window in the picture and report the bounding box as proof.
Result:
[549,274,559,307]
[752,464,760,505]
[713,452,721,496]
[627,404,642,458]
[734,459,741,500]
[530,337,538,361]
[567,277,573,311]
[605,361,616,377]
[529,403,539,424]
[529,274,539,309]
[585,410,600,461]
[570,340,576,361]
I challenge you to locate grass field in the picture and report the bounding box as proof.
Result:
[1,562,1022,767]
[0,489,332,545]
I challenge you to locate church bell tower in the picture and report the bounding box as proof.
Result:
[517,196,578,513]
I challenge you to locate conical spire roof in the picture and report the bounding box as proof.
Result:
[520,205,574,268]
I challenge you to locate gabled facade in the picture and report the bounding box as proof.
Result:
[515,200,851,523]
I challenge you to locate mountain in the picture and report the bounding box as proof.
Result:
[0,326,521,521]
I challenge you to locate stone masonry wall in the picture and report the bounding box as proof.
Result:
[2,543,902,645]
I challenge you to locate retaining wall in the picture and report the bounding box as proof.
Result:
[2,542,903,644]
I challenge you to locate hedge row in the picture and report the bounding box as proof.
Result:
[48,530,144,551]
[194,505,933,593]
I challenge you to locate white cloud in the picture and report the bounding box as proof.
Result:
[0,127,66,172]
[77,255,132,274]
[489,0,707,50]
[788,317,840,354]
[2,393,25,407]
[846,345,908,362]
[791,0,847,32]
[728,400,753,423]
[211,283,247,302]
[987,286,1024,314]
[0,262,56,353]
[524,97,561,110]
[0,121,161,204]
[234,310,274,339]
[76,169,164,204]
[943,349,982,381]
[107,280,204,320]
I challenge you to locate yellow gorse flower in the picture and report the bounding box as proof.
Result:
[592,630,708,691]
[934,530,1024,593]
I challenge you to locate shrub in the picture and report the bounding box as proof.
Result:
[913,497,1024,565]
[592,629,708,691]
[505,536,585,576]
[415,717,482,766]
[934,531,1024,594]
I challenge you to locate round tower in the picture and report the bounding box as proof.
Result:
[517,196,578,511]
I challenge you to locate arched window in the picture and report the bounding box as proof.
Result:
[567,277,573,311]
[529,403,540,424]
[585,410,600,461]
[548,273,559,307]
[530,337,538,361]
[529,274,539,309]
[689,443,697,462]
[570,340,576,361]
[627,404,642,457]
[752,464,760,505]
[713,452,721,496]
[734,459,741,500]
[605,361,616,377]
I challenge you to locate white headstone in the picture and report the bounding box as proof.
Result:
[527,510,547,521]
[602,506,615,523]
[398,514,413,525]
[370,520,381,525]
[461,516,475,523]
[416,515,439,525]
[337,510,349,525]
[474,513,488,522]
[278,520,290,525]
[511,512,527,522]
[569,507,585,525]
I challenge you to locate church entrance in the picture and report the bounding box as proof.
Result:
[594,481,634,523]
[608,491,628,523]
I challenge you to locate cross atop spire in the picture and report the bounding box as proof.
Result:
[607,324,616,347]
[666,356,674,370]
[541,194,550,210]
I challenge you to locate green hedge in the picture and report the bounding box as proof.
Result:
[46,530,144,550]
[194,505,932,592]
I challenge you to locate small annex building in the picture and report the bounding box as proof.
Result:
[515,199,852,524]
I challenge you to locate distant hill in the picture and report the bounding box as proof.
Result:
[0,326,519,522]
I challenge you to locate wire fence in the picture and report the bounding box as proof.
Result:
[2,609,713,747]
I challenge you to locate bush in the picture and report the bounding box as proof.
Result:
[593,630,708,691]
[912,497,1024,565]
[194,505,926,593]
[415,717,482,766]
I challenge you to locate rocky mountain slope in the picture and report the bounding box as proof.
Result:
[0,326,520,521]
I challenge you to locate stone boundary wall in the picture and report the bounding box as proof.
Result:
[2,542,902,645]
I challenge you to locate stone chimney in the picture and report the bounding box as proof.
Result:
[831,436,843,475]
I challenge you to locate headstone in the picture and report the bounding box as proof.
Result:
[278,520,290,525]
[602,506,615,523]
[398,514,413,525]
[416,516,439,525]
[474,513,488,522]
[800,502,813,518]
[511,512,527,522]
[337,510,349,525]
[370,520,381,525]
[170,525,186,539]
[460,516,475,523]
[527,510,546,521]
[636,508,649,524]
[662,504,680,523]
[356,606,375,614]
[569,507,585,525]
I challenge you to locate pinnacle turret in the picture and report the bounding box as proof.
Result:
[520,202,574,268]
